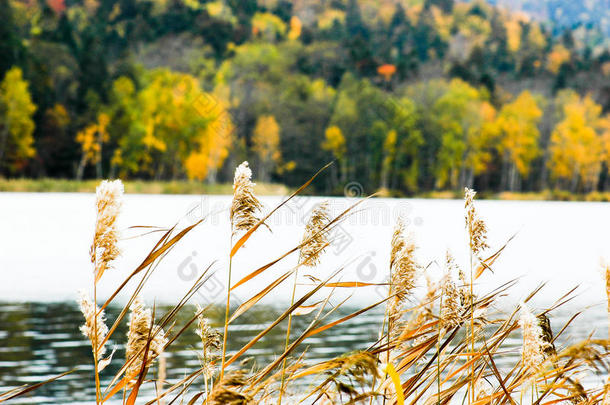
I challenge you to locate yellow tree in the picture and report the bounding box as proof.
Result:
[322,125,347,182]
[464,101,497,184]
[185,89,234,183]
[0,67,37,173]
[252,115,281,182]
[76,113,110,180]
[380,129,397,191]
[548,95,605,192]
[494,91,543,190]
[111,70,232,179]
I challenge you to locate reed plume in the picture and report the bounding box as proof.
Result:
[91,179,123,283]
[230,161,263,234]
[195,304,221,394]
[440,273,462,330]
[91,179,123,282]
[125,297,168,380]
[387,219,418,327]
[222,161,264,379]
[78,291,109,360]
[279,202,331,403]
[464,187,488,257]
[298,201,331,267]
[519,302,550,376]
[207,370,252,405]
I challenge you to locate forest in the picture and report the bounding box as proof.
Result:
[1,0,610,195]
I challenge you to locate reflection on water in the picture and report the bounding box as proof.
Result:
[0,301,606,404]
[0,302,382,404]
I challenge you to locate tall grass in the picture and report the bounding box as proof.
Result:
[1,163,609,405]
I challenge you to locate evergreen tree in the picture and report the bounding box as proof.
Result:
[0,0,20,78]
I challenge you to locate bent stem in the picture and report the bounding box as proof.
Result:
[93,282,101,405]
[220,235,233,380]
[381,270,393,405]
[278,267,300,404]
[469,252,475,405]
[437,294,442,405]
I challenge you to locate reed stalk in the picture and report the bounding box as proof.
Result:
[8,172,610,405]
[220,235,233,381]
[279,202,330,404]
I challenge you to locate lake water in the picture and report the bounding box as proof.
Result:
[1,193,609,403]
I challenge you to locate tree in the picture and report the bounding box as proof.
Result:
[110,70,232,180]
[433,79,487,190]
[548,95,605,192]
[494,91,543,191]
[0,0,21,79]
[0,67,37,174]
[322,125,347,183]
[252,114,281,182]
[76,113,109,180]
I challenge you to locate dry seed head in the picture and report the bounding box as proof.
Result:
[390,235,418,302]
[78,290,108,359]
[91,179,123,283]
[390,217,406,268]
[195,304,221,349]
[518,303,550,374]
[464,188,488,256]
[195,304,221,378]
[231,161,263,235]
[299,201,331,267]
[207,370,252,405]
[388,221,418,328]
[125,297,168,379]
[440,274,462,329]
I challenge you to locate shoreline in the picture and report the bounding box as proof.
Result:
[1,178,609,201]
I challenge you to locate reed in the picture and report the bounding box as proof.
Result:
[4,164,610,405]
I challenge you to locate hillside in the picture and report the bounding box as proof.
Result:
[0,0,609,195]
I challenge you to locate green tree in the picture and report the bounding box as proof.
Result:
[0,0,21,78]
[432,79,487,190]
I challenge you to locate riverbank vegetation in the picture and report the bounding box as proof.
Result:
[2,0,610,196]
[0,177,289,195]
[2,163,609,404]
[4,177,610,201]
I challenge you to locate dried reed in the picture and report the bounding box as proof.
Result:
[7,170,610,405]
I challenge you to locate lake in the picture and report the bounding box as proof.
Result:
[1,193,609,403]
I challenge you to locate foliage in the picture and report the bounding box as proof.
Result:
[252,114,281,181]
[1,0,610,195]
[549,94,609,191]
[0,67,36,173]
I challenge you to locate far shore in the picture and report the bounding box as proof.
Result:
[1,178,609,202]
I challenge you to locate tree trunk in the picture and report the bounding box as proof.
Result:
[0,125,9,172]
[76,153,87,181]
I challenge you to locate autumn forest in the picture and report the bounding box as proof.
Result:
[2,0,610,195]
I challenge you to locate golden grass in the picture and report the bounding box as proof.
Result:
[2,163,609,405]
[0,177,290,195]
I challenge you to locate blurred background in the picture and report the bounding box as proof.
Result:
[1,0,610,197]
